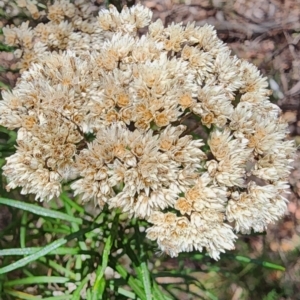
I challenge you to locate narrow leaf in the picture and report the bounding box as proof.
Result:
[3,289,41,300]
[4,276,69,287]
[0,247,83,256]
[233,255,285,271]
[0,197,82,224]
[0,226,96,274]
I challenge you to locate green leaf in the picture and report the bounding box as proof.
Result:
[73,274,90,300]
[42,296,73,300]
[39,257,78,280]
[0,247,90,256]
[125,223,153,300]
[117,287,136,299]
[114,262,147,300]
[4,276,69,287]
[0,226,96,274]
[91,213,120,300]
[0,197,82,225]
[0,238,68,274]
[140,261,152,300]
[3,289,43,300]
[0,81,11,90]
[231,255,285,271]
[0,43,14,52]
[153,281,172,300]
[20,211,27,248]
[60,192,84,214]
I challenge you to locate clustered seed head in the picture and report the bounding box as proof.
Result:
[0,1,295,259]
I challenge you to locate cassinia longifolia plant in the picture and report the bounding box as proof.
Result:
[0,1,295,260]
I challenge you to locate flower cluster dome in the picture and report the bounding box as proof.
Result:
[0,2,295,259]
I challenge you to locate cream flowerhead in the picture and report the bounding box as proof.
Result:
[0,2,295,259]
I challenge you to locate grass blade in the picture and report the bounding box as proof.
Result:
[0,197,82,224]
[0,247,84,256]
[4,276,69,287]
[114,262,146,300]
[73,274,90,300]
[0,238,69,274]
[91,213,119,300]
[0,226,96,274]
[3,289,42,300]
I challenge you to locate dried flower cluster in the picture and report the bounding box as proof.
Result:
[3,0,100,71]
[0,1,295,259]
